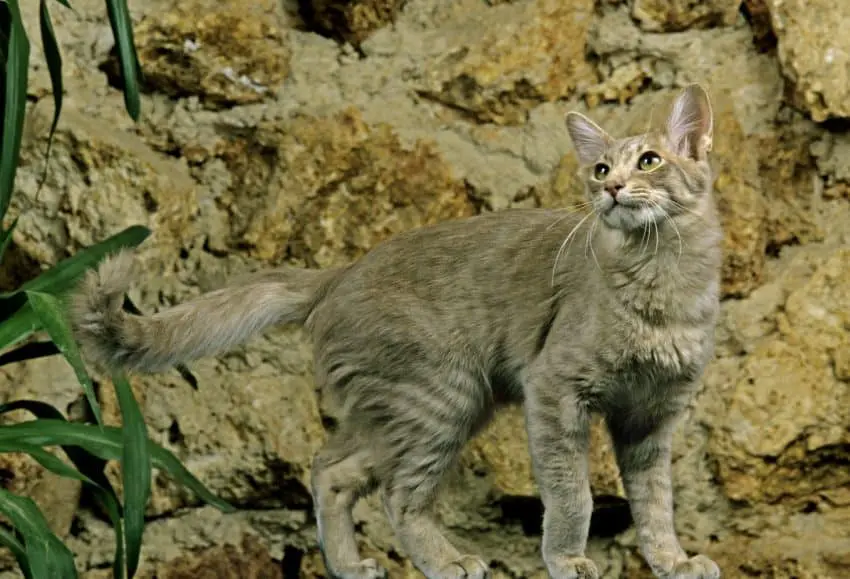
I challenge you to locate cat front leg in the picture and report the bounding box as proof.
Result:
[611,418,720,579]
[525,386,599,579]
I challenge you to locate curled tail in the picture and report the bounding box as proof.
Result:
[71,249,341,373]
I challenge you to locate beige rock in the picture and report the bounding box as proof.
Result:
[632,0,741,32]
[127,0,291,108]
[758,126,823,252]
[709,248,850,506]
[301,0,406,47]
[148,534,282,579]
[217,108,476,266]
[417,0,596,125]
[463,406,625,500]
[766,0,850,121]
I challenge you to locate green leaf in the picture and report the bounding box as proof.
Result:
[34,0,64,201]
[26,291,103,426]
[0,419,234,513]
[0,0,30,223]
[0,400,125,578]
[0,488,78,578]
[104,0,141,121]
[0,524,33,579]
[0,303,40,352]
[112,373,149,577]
[0,216,16,263]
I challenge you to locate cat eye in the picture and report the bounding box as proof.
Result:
[637,151,663,171]
[593,163,610,180]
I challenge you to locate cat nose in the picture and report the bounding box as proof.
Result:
[605,183,624,199]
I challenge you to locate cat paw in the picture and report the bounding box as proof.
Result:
[546,555,599,579]
[435,555,491,578]
[661,555,720,579]
[329,558,388,579]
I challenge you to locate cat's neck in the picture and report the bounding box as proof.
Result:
[591,206,722,324]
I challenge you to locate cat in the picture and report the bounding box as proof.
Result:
[71,84,722,579]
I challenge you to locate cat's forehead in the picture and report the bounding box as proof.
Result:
[607,133,664,161]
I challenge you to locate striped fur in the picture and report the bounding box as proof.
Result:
[71,85,722,579]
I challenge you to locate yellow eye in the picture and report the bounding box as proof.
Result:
[593,163,610,180]
[638,151,662,171]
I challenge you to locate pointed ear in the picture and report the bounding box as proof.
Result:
[666,84,713,160]
[565,112,611,165]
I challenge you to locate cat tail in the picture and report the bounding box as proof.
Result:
[71,249,341,374]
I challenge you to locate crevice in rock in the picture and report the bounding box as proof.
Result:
[281,544,304,578]
[497,494,632,538]
[740,0,777,54]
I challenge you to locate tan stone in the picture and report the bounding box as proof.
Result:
[301,0,405,47]
[149,534,282,579]
[766,0,850,121]
[705,106,767,298]
[129,0,291,108]
[709,249,850,506]
[463,406,624,500]
[632,0,741,32]
[757,128,823,252]
[12,101,197,266]
[217,108,477,266]
[417,0,596,125]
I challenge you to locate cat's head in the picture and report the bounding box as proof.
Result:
[565,84,714,233]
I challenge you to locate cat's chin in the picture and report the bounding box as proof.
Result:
[599,204,660,232]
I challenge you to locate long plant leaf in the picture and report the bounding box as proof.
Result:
[0,488,78,578]
[112,373,148,577]
[0,419,234,512]
[34,0,63,200]
[0,524,33,579]
[0,400,125,578]
[0,304,40,352]
[26,291,103,425]
[0,0,29,222]
[104,0,140,120]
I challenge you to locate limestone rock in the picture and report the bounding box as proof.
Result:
[300,0,406,47]
[417,0,596,125]
[766,0,850,121]
[12,100,197,266]
[217,108,476,266]
[711,108,768,297]
[709,248,850,506]
[127,0,291,108]
[150,534,282,579]
[463,407,625,500]
[632,0,741,32]
[757,126,823,252]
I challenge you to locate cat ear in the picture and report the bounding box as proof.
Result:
[565,112,611,165]
[666,84,713,160]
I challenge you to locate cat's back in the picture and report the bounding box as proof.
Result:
[332,208,574,294]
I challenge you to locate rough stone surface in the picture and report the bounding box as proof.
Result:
[2,0,850,577]
[117,0,292,108]
[301,0,407,47]
[632,0,741,32]
[766,0,850,121]
[416,0,596,124]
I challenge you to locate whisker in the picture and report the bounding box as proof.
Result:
[546,202,593,231]
[550,211,594,287]
[588,216,602,272]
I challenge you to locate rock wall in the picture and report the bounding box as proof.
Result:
[1,0,849,577]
